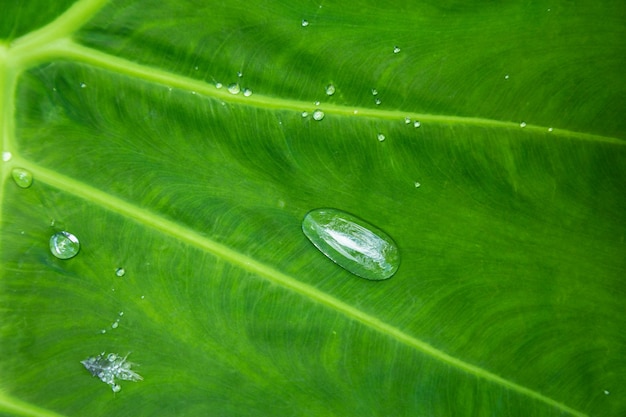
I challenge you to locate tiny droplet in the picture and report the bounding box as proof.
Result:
[414,121,421,128]
[520,121,527,128]
[325,84,335,96]
[375,98,382,105]
[301,111,309,118]
[227,83,240,94]
[302,208,400,280]
[115,267,126,277]
[312,109,325,121]
[11,168,33,188]
[393,46,401,53]
[49,231,80,260]
[2,151,12,162]
[314,100,320,106]
[111,321,119,329]
[504,74,510,79]
[548,127,553,132]
[371,89,378,96]
[414,182,421,188]
[301,19,309,27]
[237,71,243,78]
[604,390,610,395]
[404,117,411,124]
[215,82,223,89]
[112,384,121,393]
[243,88,252,97]
[80,82,87,88]
[377,133,386,142]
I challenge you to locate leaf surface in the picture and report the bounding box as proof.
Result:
[1,1,625,416]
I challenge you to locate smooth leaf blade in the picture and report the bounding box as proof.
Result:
[1,1,625,417]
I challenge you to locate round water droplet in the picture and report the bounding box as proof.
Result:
[393,46,401,53]
[301,19,309,27]
[11,168,33,188]
[215,82,223,89]
[414,181,421,188]
[227,83,240,94]
[243,88,252,97]
[377,133,386,142]
[414,121,421,128]
[112,384,121,393]
[548,127,553,132]
[80,82,87,88]
[49,231,80,260]
[2,151,12,162]
[115,267,126,277]
[404,117,411,124]
[302,208,400,280]
[520,121,527,128]
[119,311,124,316]
[375,98,382,105]
[312,109,325,121]
[111,321,119,329]
[504,74,510,80]
[371,88,378,96]
[301,111,309,118]
[237,71,243,78]
[325,84,335,96]
[604,390,610,395]
[314,100,320,106]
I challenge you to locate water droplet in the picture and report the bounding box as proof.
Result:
[227,83,240,94]
[404,117,411,124]
[377,133,386,142]
[302,208,400,280]
[301,19,309,27]
[393,46,401,54]
[243,88,252,97]
[215,82,223,89]
[520,121,527,128]
[237,71,243,78]
[371,89,378,96]
[112,384,121,393]
[111,321,119,329]
[353,110,358,114]
[325,84,335,96]
[504,74,510,80]
[140,295,145,300]
[314,100,320,106]
[301,111,309,118]
[11,168,33,188]
[115,267,125,277]
[119,311,124,316]
[312,109,325,121]
[191,91,197,95]
[375,98,382,105]
[413,121,421,128]
[49,231,80,260]
[194,66,199,71]
[80,82,87,88]
[2,151,12,162]
[414,182,421,188]
[604,390,610,395]
[548,127,553,132]
[101,329,106,334]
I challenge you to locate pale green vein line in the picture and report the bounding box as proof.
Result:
[0,389,68,417]
[18,38,626,147]
[16,157,587,417]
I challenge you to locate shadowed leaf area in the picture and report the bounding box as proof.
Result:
[1,0,625,416]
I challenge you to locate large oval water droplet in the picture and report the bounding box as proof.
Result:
[49,231,80,259]
[302,208,400,280]
[11,168,33,188]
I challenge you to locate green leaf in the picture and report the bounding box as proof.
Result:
[1,0,625,416]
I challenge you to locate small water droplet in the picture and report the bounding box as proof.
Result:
[227,83,240,94]
[371,88,378,96]
[302,208,400,280]
[377,133,386,142]
[111,321,119,329]
[101,329,106,334]
[520,121,527,128]
[504,74,510,80]
[2,151,12,162]
[393,46,401,54]
[80,82,87,88]
[243,88,252,97]
[375,98,382,105]
[11,168,33,188]
[115,267,125,277]
[413,121,421,128]
[604,390,610,395]
[215,82,223,89]
[404,117,411,124]
[49,231,80,260]
[325,84,335,96]
[191,91,197,95]
[112,384,121,393]
[414,182,421,188]
[312,109,325,121]
[237,71,243,78]
[194,66,198,70]
[548,127,553,132]
[301,19,309,27]
[119,311,124,316]
[353,110,358,114]
[314,100,320,106]
[140,295,145,300]
[301,111,309,118]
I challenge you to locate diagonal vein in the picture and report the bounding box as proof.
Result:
[16,157,588,417]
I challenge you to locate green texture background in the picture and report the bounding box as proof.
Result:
[1,0,625,416]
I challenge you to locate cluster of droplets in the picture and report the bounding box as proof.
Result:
[214,71,253,97]
[81,352,142,393]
